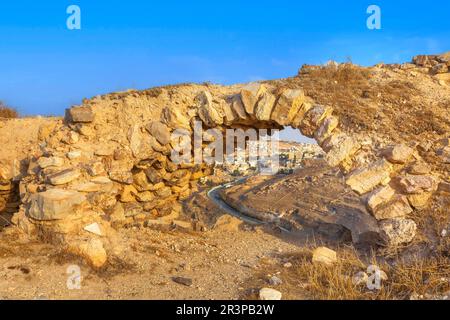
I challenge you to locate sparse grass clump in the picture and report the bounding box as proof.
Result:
[0,101,18,119]
[242,244,450,300]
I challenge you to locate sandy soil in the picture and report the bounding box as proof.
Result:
[0,222,317,300]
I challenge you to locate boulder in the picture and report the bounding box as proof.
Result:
[379,218,417,246]
[367,185,395,214]
[47,169,81,185]
[254,92,276,121]
[240,83,267,115]
[382,144,414,164]
[65,106,94,123]
[271,88,305,126]
[145,121,171,145]
[312,247,337,266]
[27,189,86,220]
[346,159,393,195]
[371,195,413,220]
[396,175,439,194]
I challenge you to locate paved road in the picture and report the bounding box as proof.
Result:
[207,176,265,226]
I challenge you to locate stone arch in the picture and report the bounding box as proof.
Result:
[8,80,442,267]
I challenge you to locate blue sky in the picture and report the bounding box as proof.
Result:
[0,0,449,120]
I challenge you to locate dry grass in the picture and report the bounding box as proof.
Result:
[242,244,450,300]
[0,101,19,119]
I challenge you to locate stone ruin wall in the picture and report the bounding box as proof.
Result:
[0,54,449,267]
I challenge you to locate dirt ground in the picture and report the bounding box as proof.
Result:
[0,221,319,300]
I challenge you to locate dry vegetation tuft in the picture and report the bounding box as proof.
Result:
[242,244,450,300]
[0,101,19,119]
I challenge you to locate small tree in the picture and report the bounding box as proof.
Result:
[0,101,18,118]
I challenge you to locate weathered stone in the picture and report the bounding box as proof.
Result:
[84,222,102,236]
[300,105,333,137]
[86,161,106,176]
[67,151,82,160]
[120,185,138,203]
[161,106,191,130]
[37,157,64,169]
[396,175,439,194]
[65,106,94,123]
[27,189,86,220]
[312,247,337,266]
[133,171,154,191]
[222,100,238,125]
[408,162,431,175]
[144,167,163,184]
[48,169,81,185]
[436,146,450,163]
[254,92,276,121]
[94,146,114,157]
[108,160,134,184]
[135,191,155,202]
[145,121,171,145]
[353,271,369,286]
[431,63,448,75]
[196,91,224,126]
[325,135,360,168]
[72,182,104,193]
[367,185,396,214]
[214,214,243,232]
[413,54,435,67]
[240,83,267,115]
[230,95,248,120]
[438,182,450,194]
[259,288,282,301]
[346,159,393,195]
[380,218,417,246]
[271,88,305,126]
[156,186,172,199]
[67,238,107,268]
[314,116,339,144]
[382,144,414,164]
[407,192,432,209]
[0,164,13,182]
[291,102,314,128]
[371,195,413,220]
[62,131,80,145]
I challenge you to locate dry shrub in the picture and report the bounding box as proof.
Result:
[0,101,19,119]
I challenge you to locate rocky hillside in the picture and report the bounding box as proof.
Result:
[0,53,449,268]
